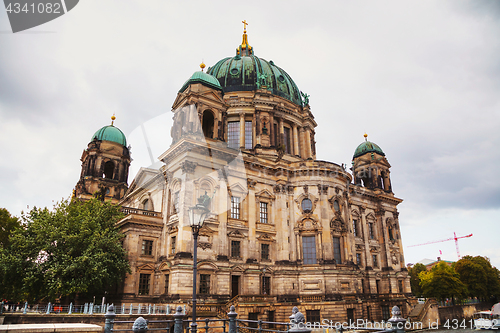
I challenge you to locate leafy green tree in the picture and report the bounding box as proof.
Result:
[419,261,467,302]
[454,256,487,300]
[455,255,500,301]
[0,208,23,300]
[409,263,427,297]
[0,208,21,248]
[2,198,130,302]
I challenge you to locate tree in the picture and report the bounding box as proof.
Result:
[454,256,487,300]
[0,208,21,249]
[455,255,500,301]
[408,263,427,297]
[1,198,130,302]
[419,261,467,302]
[0,208,23,300]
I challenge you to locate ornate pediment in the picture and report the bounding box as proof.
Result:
[229,182,248,195]
[199,225,216,237]
[366,212,376,221]
[159,262,171,271]
[198,90,224,103]
[255,189,276,201]
[257,233,275,242]
[137,263,155,271]
[227,229,246,238]
[298,217,321,232]
[167,225,178,234]
[330,218,347,233]
[198,242,212,250]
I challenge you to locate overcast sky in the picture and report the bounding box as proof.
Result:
[1,1,499,268]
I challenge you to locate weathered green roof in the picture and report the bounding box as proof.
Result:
[207,55,303,106]
[353,141,385,159]
[92,125,127,146]
[179,71,222,93]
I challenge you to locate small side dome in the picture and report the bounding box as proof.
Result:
[92,125,127,146]
[179,71,222,93]
[353,138,385,159]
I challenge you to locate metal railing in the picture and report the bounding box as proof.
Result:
[0,301,187,315]
[122,207,161,217]
[104,304,293,333]
[103,304,409,333]
[438,298,481,307]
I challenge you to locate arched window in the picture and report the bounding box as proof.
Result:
[333,200,340,211]
[202,110,215,139]
[142,199,149,211]
[103,161,114,179]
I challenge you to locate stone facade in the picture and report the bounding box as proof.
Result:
[77,29,412,324]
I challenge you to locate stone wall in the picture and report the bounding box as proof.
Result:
[438,303,493,323]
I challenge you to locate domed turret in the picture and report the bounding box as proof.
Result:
[353,134,385,158]
[75,116,131,202]
[352,134,392,192]
[179,70,222,93]
[92,124,127,146]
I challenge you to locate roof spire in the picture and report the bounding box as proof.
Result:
[237,20,253,56]
[200,61,206,72]
[364,133,368,142]
[111,113,116,126]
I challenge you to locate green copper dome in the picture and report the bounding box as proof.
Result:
[353,140,385,159]
[207,55,303,106]
[205,28,303,106]
[92,125,127,146]
[179,71,222,93]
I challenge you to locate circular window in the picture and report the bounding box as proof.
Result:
[301,198,313,213]
[333,200,340,212]
[278,75,285,83]
[230,68,239,75]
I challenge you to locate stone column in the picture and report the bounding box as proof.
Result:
[217,174,229,257]
[269,114,275,147]
[296,231,302,262]
[293,124,299,156]
[239,113,245,149]
[394,212,405,270]
[255,112,260,146]
[248,183,257,259]
[299,127,305,159]
[305,128,312,159]
[360,208,371,268]
[279,118,284,147]
[379,209,392,274]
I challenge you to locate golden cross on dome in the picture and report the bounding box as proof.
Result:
[242,20,248,33]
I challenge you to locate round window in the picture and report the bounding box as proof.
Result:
[301,198,313,213]
[230,68,239,75]
[278,75,285,83]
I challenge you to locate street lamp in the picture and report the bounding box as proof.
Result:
[188,192,211,333]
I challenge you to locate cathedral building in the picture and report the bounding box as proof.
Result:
[76,25,411,323]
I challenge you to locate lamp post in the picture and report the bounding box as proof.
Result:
[188,192,211,333]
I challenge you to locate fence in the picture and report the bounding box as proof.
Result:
[103,304,409,333]
[438,298,481,307]
[104,304,292,333]
[0,301,188,315]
